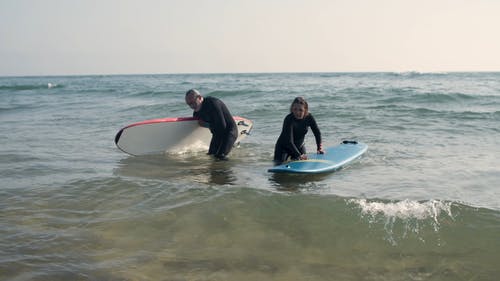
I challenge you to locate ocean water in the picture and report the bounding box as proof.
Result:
[1,72,499,280]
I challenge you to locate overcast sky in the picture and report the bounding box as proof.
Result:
[1,0,499,76]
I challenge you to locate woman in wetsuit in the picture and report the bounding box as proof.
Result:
[273,97,324,165]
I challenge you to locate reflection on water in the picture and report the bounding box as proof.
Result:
[114,152,236,185]
[115,151,352,192]
[268,172,331,191]
[208,160,236,185]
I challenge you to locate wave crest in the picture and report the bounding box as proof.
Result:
[348,199,454,245]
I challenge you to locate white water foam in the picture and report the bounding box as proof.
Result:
[348,199,454,245]
[165,141,209,155]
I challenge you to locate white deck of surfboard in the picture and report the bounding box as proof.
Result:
[115,116,253,156]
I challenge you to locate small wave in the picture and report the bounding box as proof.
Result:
[317,72,346,78]
[127,90,178,98]
[368,102,500,121]
[118,103,185,116]
[422,92,477,103]
[349,198,453,221]
[0,84,43,91]
[0,103,42,112]
[208,90,257,98]
[348,198,454,245]
[388,71,448,78]
[0,153,41,164]
[384,89,479,104]
[0,83,61,91]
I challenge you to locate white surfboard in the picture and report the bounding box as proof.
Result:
[115,116,253,156]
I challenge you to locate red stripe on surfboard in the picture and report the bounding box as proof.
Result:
[123,117,196,129]
[121,116,248,130]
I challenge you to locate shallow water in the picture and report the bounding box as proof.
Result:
[1,72,499,280]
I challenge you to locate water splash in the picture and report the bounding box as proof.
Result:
[348,199,454,245]
[165,141,209,155]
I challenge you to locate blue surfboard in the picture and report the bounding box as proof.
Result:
[268,141,368,174]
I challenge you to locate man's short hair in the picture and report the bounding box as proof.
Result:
[185,89,201,98]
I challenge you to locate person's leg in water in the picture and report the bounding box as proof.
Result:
[214,129,237,160]
[273,143,290,165]
[208,135,221,155]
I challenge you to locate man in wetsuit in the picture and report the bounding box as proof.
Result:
[185,89,237,160]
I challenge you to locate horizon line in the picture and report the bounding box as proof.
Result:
[2,70,500,78]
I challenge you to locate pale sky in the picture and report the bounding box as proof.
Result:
[1,0,499,76]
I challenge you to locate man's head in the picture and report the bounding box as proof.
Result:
[185,89,203,112]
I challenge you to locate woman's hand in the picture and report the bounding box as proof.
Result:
[299,154,308,160]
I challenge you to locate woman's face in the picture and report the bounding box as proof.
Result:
[291,103,306,119]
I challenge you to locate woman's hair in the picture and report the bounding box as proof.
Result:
[290,96,309,116]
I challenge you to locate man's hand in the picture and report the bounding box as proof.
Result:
[198,120,210,128]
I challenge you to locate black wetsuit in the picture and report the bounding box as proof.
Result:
[194,96,237,159]
[273,113,322,165]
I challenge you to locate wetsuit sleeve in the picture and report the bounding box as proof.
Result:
[308,114,322,150]
[282,115,302,158]
[210,99,228,135]
[192,111,208,127]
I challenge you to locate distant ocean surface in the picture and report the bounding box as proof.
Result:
[1,72,499,280]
